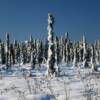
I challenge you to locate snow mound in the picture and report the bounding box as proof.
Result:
[25,94,50,100]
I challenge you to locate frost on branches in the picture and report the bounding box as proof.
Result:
[47,13,56,77]
[0,14,99,74]
[5,32,10,69]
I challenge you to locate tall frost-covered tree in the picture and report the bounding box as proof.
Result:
[54,36,60,75]
[37,40,43,65]
[0,40,5,64]
[55,36,60,65]
[90,44,95,69]
[82,35,86,61]
[0,39,2,64]
[30,50,36,69]
[62,33,69,62]
[95,40,100,65]
[1,43,6,64]
[5,33,10,69]
[44,39,48,61]
[72,42,77,66]
[82,35,88,67]
[59,36,64,62]
[26,35,33,63]
[62,41,67,62]
[13,40,19,64]
[20,42,27,64]
[47,13,55,77]
[79,40,83,62]
[10,43,15,64]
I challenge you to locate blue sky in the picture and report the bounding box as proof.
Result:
[0,0,100,42]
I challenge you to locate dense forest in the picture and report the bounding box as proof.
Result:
[0,14,99,76]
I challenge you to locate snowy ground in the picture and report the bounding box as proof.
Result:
[0,63,100,100]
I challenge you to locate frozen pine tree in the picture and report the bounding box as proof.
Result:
[37,40,43,66]
[90,44,94,70]
[20,42,28,64]
[95,49,99,65]
[1,42,6,64]
[0,39,2,64]
[59,36,64,62]
[5,33,10,69]
[10,43,15,64]
[30,50,36,69]
[82,35,88,67]
[47,13,55,77]
[55,36,60,75]
[82,35,86,61]
[55,36,60,65]
[29,35,33,43]
[0,40,6,64]
[62,33,67,62]
[13,40,19,64]
[43,39,48,61]
[63,33,69,62]
[73,42,77,66]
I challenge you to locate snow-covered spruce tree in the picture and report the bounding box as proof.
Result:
[5,33,10,69]
[17,45,21,64]
[33,39,37,50]
[29,35,34,54]
[9,43,15,64]
[29,35,33,44]
[76,41,80,63]
[20,42,27,65]
[1,42,6,64]
[86,45,91,62]
[70,46,74,63]
[82,35,88,67]
[91,44,95,63]
[73,48,76,67]
[0,40,6,64]
[62,34,67,62]
[16,43,21,65]
[55,36,60,65]
[95,49,99,65]
[37,40,43,66]
[36,40,40,64]
[90,44,95,70]
[43,39,48,61]
[59,36,64,63]
[25,35,33,63]
[47,13,56,77]
[0,39,2,64]
[69,42,74,63]
[63,33,69,63]
[82,35,86,61]
[13,40,19,64]
[54,36,60,75]
[62,44,66,63]
[66,41,71,64]
[30,49,36,69]
[95,40,100,65]
[78,40,83,62]
[98,41,100,63]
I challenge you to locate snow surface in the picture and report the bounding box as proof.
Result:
[0,63,100,100]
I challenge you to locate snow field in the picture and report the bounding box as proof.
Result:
[0,64,100,100]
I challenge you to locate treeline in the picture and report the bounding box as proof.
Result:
[0,33,47,69]
[0,32,99,69]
